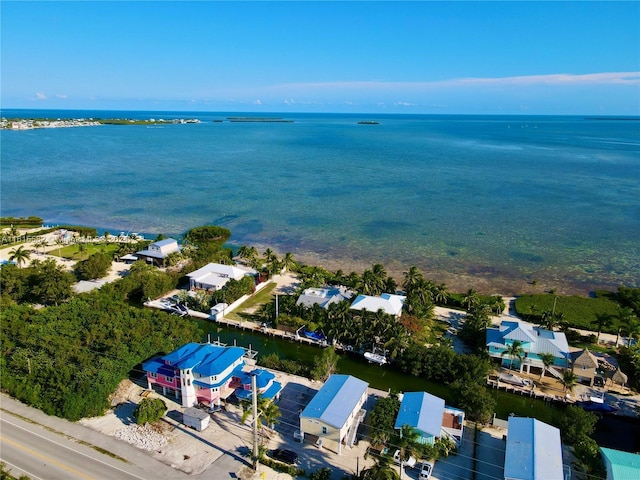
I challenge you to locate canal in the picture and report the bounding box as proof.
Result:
[196,320,561,424]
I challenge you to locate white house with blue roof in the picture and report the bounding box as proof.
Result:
[142,342,246,408]
[300,374,369,455]
[395,392,465,446]
[504,417,565,480]
[486,320,570,375]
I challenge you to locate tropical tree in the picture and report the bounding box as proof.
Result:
[434,283,448,305]
[539,310,559,330]
[8,246,31,268]
[311,347,340,381]
[281,252,297,273]
[562,370,578,393]
[623,317,640,347]
[538,352,556,379]
[592,313,613,344]
[614,307,635,347]
[241,394,281,436]
[402,266,423,291]
[462,288,479,311]
[359,457,400,480]
[393,425,421,472]
[501,340,525,371]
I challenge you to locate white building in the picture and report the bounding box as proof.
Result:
[349,293,406,317]
[187,262,256,292]
[299,374,368,455]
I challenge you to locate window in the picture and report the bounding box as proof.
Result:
[149,372,157,378]
[165,376,173,383]
[187,379,191,386]
[322,426,327,434]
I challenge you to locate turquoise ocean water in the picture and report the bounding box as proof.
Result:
[2,110,639,293]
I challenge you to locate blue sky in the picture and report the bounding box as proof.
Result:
[2,1,639,114]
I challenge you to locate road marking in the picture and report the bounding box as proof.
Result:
[0,435,94,479]
[0,459,45,480]
[1,417,148,480]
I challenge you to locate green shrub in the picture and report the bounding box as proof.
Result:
[133,398,167,425]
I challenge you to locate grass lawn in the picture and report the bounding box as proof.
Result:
[515,294,621,333]
[49,242,120,261]
[224,282,277,322]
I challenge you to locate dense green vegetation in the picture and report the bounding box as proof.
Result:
[133,398,167,425]
[515,293,623,332]
[0,216,43,227]
[75,252,112,280]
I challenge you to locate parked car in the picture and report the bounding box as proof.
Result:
[419,461,434,479]
[271,448,298,465]
[393,449,417,468]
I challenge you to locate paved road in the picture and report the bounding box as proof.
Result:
[0,415,155,480]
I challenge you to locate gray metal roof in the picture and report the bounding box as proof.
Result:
[300,374,368,429]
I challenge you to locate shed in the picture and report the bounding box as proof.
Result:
[183,407,210,431]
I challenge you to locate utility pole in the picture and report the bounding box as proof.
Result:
[252,373,259,470]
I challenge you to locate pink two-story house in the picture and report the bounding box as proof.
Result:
[142,342,245,408]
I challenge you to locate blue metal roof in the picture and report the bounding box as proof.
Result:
[505,417,564,480]
[193,365,244,389]
[600,448,640,480]
[193,347,245,376]
[300,374,368,429]
[394,392,445,437]
[153,343,245,376]
[235,369,276,389]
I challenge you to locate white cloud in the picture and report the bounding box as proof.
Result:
[269,71,640,93]
[253,99,262,105]
[394,101,417,107]
[55,94,67,99]
[35,92,47,100]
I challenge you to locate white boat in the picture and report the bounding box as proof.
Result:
[364,351,387,365]
[498,372,531,387]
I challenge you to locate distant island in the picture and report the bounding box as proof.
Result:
[357,120,380,125]
[0,117,201,130]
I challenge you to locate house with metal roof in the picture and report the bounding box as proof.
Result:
[504,417,564,480]
[299,374,368,455]
[486,320,570,375]
[296,286,355,309]
[142,342,246,408]
[187,262,257,292]
[232,368,282,402]
[394,392,465,446]
[349,293,406,317]
[135,238,181,266]
[600,447,640,480]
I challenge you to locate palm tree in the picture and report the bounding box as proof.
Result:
[623,317,640,347]
[402,266,423,291]
[592,313,613,345]
[8,246,31,268]
[394,425,421,477]
[539,310,558,330]
[538,352,556,379]
[240,395,281,438]
[614,307,635,347]
[462,288,479,311]
[501,340,525,371]
[434,283,448,305]
[562,370,578,393]
[359,457,400,480]
[281,252,297,273]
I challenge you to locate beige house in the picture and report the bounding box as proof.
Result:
[299,374,368,455]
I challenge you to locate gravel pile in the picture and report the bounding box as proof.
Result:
[114,424,168,451]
